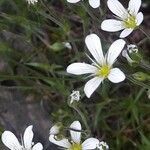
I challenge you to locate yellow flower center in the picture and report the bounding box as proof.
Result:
[97,65,110,78]
[123,15,137,29]
[70,143,82,150]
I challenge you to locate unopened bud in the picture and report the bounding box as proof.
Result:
[132,72,149,81]
[97,141,109,150]
[70,90,81,104]
[122,44,142,65]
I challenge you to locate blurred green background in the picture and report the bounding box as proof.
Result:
[0,0,150,149]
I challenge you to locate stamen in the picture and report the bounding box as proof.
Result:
[70,143,82,150]
[97,65,110,78]
[123,14,137,29]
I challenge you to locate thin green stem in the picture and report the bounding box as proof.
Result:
[127,76,150,89]
[140,60,150,71]
[134,87,146,103]
[81,3,100,23]
[72,106,91,136]
[98,7,104,16]
[39,0,63,28]
[137,37,148,46]
[139,27,150,40]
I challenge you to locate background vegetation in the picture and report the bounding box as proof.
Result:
[0,0,150,149]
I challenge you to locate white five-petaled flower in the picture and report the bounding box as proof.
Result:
[1,125,43,150]
[26,0,38,5]
[101,0,143,38]
[49,121,99,150]
[67,0,100,8]
[67,34,126,98]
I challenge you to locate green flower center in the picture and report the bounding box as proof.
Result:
[70,143,82,150]
[123,15,137,29]
[97,65,110,78]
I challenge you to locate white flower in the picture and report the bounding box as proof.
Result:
[70,90,81,104]
[97,141,109,150]
[67,0,100,8]
[26,0,38,5]
[50,124,61,135]
[67,34,126,98]
[49,121,99,150]
[101,0,144,38]
[1,125,43,150]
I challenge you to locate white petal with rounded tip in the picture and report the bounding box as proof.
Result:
[128,0,141,15]
[107,0,128,19]
[120,28,133,38]
[136,12,144,26]
[85,34,104,65]
[23,125,33,149]
[67,63,97,75]
[70,121,81,143]
[67,0,80,3]
[32,143,43,150]
[1,131,22,150]
[101,19,124,32]
[49,135,71,148]
[107,39,125,66]
[108,68,125,83]
[82,138,99,150]
[89,0,100,8]
[84,77,103,98]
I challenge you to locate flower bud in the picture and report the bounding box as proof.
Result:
[122,44,142,65]
[132,72,149,81]
[70,90,81,104]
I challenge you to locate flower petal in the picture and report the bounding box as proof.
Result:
[49,135,71,148]
[85,34,104,65]
[136,12,144,26]
[84,77,103,98]
[23,125,33,149]
[106,39,125,66]
[108,68,125,83]
[89,0,100,8]
[1,131,22,150]
[101,19,124,32]
[70,121,81,143]
[32,143,43,150]
[107,0,128,19]
[67,0,80,3]
[128,0,141,15]
[82,138,99,150]
[67,63,97,75]
[50,124,60,135]
[120,28,133,38]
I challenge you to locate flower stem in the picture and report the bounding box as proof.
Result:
[140,60,150,71]
[72,106,91,136]
[81,3,100,23]
[127,76,150,89]
[39,0,63,28]
[134,87,146,103]
[139,27,150,40]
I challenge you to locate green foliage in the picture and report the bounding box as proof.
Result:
[0,0,150,149]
